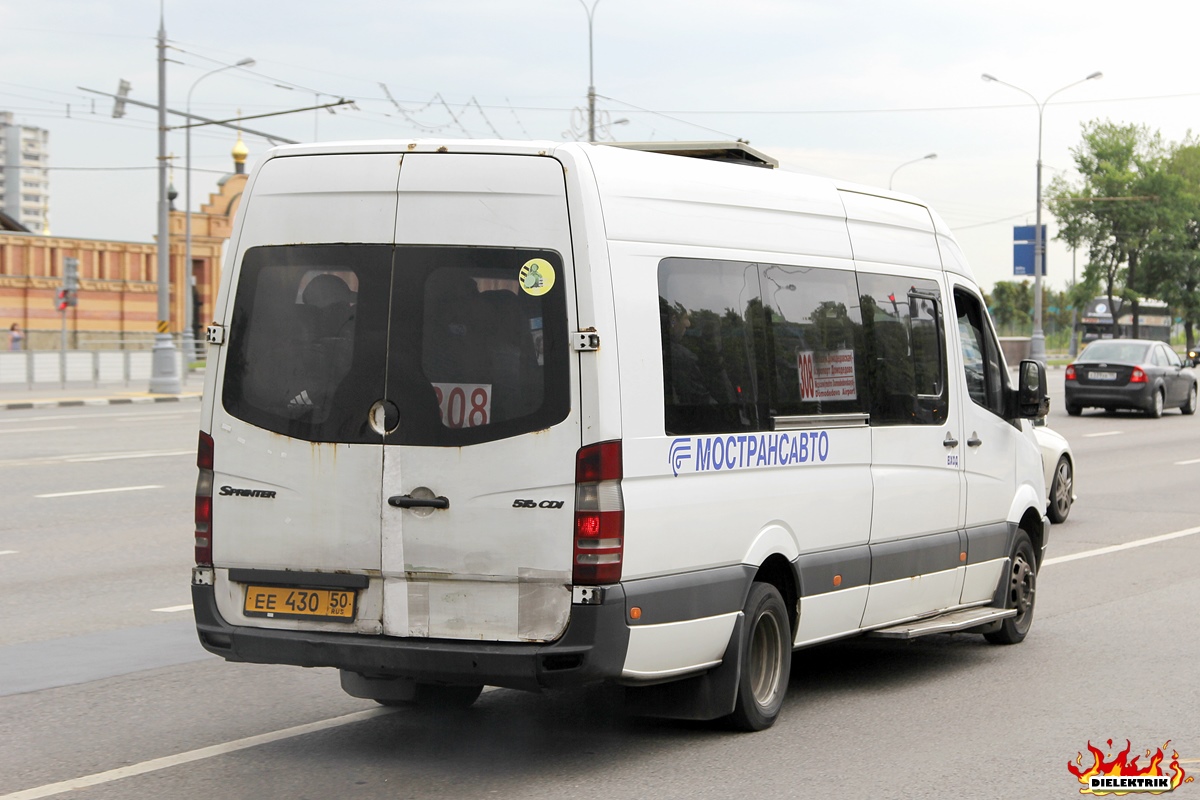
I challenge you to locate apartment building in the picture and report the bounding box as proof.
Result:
[0,111,51,233]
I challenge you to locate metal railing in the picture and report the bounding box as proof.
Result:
[0,347,200,389]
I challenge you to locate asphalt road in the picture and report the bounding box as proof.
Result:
[1,380,1198,800]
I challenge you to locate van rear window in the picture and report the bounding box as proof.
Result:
[223,244,569,445]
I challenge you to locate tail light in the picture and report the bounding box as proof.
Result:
[195,431,214,565]
[1065,365,1077,381]
[1130,367,1148,384]
[573,440,623,585]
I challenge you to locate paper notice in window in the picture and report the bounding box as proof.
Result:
[798,350,857,402]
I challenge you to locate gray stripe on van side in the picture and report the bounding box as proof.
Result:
[623,565,757,626]
[797,545,871,596]
[965,522,1014,564]
[869,530,963,584]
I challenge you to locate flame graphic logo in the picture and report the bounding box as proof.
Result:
[1068,739,1193,795]
[669,437,692,477]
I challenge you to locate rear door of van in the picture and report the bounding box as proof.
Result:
[382,153,580,643]
[211,153,399,636]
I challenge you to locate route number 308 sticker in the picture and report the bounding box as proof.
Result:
[512,499,566,509]
[947,454,960,467]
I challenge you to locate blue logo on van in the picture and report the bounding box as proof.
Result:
[669,432,830,477]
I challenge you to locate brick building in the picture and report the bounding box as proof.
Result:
[0,139,249,350]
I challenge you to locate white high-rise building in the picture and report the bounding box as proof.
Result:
[0,111,50,233]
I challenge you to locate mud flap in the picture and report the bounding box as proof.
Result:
[623,612,745,721]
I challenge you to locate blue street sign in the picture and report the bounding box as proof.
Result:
[1013,225,1048,276]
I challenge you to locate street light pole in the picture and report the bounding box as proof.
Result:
[150,8,181,394]
[889,153,937,190]
[185,57,255,364]
[982,71,1102,364]
[578,0,600,142]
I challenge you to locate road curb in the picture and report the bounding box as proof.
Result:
[0,393,203,411]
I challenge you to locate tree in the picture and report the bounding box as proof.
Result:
[987,280,1032,335]
[1143,141,1200,349]
[1048,121,1175,338]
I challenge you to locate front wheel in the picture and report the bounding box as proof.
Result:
[727,582,792,731]
[985,530,1037,645]
[1047,456,1073,524]
[1182,383,1197,415]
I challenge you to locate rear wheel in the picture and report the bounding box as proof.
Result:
[1148,388,1165,418]
[1065,403,1082,417]
[985,530,1037,645]
[727,582,791,731]
[1182,383,1197,415]
[1047,456,1073,524]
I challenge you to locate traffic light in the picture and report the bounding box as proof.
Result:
[55,289,77,311]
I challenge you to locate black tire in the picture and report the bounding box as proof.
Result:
[985,530,1037,645]
[727,582,792,731]
[376,683,484,709]
[1182,383,1198,415]
[1065,403,1082,417]
[1148,388,1164,418]
[1047,456,1073,524]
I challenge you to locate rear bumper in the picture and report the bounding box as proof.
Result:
[1064,381,1154,410]
[192,582,630,692]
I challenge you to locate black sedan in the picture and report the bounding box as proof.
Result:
[1064,339,1198,417]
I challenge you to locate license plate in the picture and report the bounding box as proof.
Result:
[243,585,357,622]
[1090,371,1117,380]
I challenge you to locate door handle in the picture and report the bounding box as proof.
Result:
[943,433,959,448]
[967,434,983,448]
[388,494,450,510]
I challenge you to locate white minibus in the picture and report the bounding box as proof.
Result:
[193,140,1049,730]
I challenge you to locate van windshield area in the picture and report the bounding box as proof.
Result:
[223,244,570,446]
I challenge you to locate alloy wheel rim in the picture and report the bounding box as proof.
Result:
[1054,462,1072,514]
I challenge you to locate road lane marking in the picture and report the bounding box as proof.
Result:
[1176,458,1200,465]
[0,550,17,556]
[1043,525,1200,567]
[6,411,195,423]
[0,707,393,800]
[1082,431,1123,438]
[0,426,75,434]
[0,449,193,469]
[36,485,163,499]
[64,450,193,463]
[152,604,193,613]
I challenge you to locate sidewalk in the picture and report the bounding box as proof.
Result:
[0,376,204,411]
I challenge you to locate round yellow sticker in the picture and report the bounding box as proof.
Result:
[519,258,555,296]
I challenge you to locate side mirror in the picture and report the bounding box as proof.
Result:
[1014,359,1049,419]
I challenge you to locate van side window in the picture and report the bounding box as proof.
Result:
[761,264,867,419]
[954,288,1006,416]
[659,258,766,435]
[858,274,948,426]
[658,258,868,436]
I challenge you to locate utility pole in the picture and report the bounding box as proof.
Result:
[150,4,182,394]
[578,0,600,142]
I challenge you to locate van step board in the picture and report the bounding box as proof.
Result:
[867,607,1016,639]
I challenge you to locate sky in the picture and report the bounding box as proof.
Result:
[2,0,1198,294]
